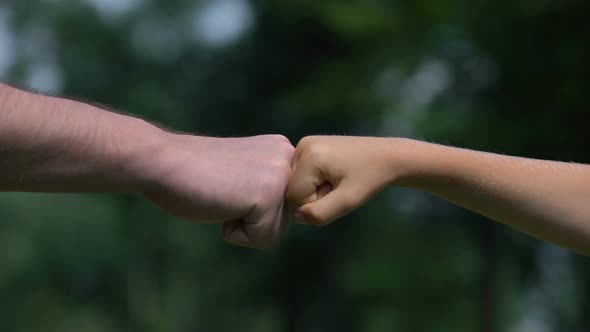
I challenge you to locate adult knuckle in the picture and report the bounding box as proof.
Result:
[277,160,292,176]
[271,134,291,145]
[284,143,296,156]
[261,176,283,193]
[265,135,295,159]
[257,175,287,205]
[278,159,293,176]
[268,157,292,177]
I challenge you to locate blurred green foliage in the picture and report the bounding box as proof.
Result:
[0,0,588,331]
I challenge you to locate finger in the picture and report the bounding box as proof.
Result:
[286,159,325,206]
[293,182,333,224]
[296,181,362,227]
[316,182,333,199]
[222,220,252,247]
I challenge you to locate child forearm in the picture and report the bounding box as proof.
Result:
[393,139,590,255]
[287,136,590,255]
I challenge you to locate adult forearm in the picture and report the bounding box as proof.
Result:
[394,139,590,254]
[0,83,294,248]
[0,83,163,193]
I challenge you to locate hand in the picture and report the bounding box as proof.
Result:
[142,133,295,248]
[287,136,402,226]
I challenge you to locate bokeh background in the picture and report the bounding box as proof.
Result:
[0,0,589,331]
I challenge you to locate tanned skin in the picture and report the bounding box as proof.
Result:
[287,136,590,256]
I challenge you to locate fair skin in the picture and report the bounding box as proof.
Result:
[286,136,590,256]
[2,83,589,253]
[0,83,294,248]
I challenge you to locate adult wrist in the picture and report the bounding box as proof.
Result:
[117,119,173,194]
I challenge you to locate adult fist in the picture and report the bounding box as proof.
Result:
[142,134,295,248]
[287,136,402,227]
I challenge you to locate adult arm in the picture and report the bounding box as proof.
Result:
[0,83,294,248]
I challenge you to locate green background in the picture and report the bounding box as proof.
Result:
[0,0,588,331]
